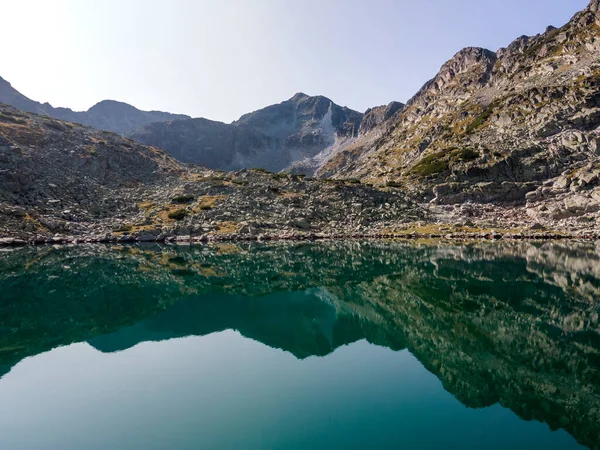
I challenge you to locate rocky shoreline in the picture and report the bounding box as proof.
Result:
[2,228,599,247]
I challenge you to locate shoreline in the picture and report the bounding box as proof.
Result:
[2,230,599,247]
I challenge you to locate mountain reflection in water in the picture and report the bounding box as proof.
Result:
[0,241,598,449]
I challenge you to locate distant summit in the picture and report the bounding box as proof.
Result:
[131,93,365,172]
[0,76,189,134]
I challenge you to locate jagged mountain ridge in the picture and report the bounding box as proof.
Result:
[130,92,369,172]
[0,73,405,173]
[0,76,190,135]
[1,2,597,183]
[318,0,600,219]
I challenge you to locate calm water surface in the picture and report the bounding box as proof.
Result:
[0,241,599,449]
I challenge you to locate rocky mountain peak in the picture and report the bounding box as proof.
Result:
[436,47,497,87]
[359,101,405,134]
[571,1,600,29]
[444,47,497,71]
[0,76,47,116]
[405,47,497,108]
[88,99,136,112]
[292,94,332,116]
[290,92,310,102]
[132,92,363,172]
[0,75,189,135]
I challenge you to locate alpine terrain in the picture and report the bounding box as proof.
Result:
[0,0,600,244]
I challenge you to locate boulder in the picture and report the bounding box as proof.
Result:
[289,218,311,230]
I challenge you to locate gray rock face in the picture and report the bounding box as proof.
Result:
[131,93,364,172]
[317,0,600,218]
[0,76,189,135]
[359,101,405,134]
[288,100,405,176]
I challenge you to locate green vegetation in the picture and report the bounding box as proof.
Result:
[191,195,226,213]
[197,175,229,183]
[0,112,26,125]
[168,209,188,220]
[45,121,67,132]
[409,147,480,177]
[231,179,248,186]
[413,159,449,176]
[455,148,480,162]
[465,101,500,134]
[410,151,450,176]
[523,27,560,58]
[385,181,402,188]
[548,43,565,57]
[323,178,361,185]
[250,168,291,180]
[251,167,273,174]
[172,194,196,204]
[249,168,291,180]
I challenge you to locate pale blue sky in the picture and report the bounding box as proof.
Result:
[1,0,590,122]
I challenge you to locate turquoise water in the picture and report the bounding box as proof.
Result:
[0,241,598,449]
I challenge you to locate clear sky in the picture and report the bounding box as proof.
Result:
[1,0,590,123]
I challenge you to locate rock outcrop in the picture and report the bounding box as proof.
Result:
[359,101,405,134]
[0,76,189,134]
[318,0,600,230]
[288,100,405,176]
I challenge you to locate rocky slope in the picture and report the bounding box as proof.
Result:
[130,93,365,172]
[0,76,189,134]
[318,0,600,229]
[0,104,425,243]
[287,100,405,176]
